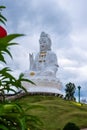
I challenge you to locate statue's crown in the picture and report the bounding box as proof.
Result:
[40,32,47,37]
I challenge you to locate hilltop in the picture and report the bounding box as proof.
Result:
[15,95,87,130]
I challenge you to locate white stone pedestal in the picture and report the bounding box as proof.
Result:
[22,77,63,96]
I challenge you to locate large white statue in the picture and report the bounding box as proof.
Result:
[29,32,59,79]
[23,32,62,94]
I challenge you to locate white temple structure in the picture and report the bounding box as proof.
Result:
[23,32,63,95]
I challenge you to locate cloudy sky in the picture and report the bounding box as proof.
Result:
[1,0,87,99]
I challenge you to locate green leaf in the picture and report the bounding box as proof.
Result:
[0,6,6,25]
[0,18,6,25]
[18,73,35,85]
[0,6,6,9]
[0,52,6,63]
[20,85,28,93]
[0,14,7,22]
[0,125,9,130]
[4,48,13,58]
[0,34,24,43]
[0,34,24,63]
[22,78,36,85]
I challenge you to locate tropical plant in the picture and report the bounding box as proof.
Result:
[0,67,35,102]
[0,103,27,130]
[64,82,76,101]
[0,5,41,130]
[0,33,24,63]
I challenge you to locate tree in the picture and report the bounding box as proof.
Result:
[64,82,76,101]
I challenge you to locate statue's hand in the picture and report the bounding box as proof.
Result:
[29,53,33,60]
[29,53,34,70]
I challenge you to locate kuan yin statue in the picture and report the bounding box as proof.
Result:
[23,32,62,93]
[28,32,59,79]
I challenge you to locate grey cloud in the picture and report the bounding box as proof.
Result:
[62,48,87,67]
[64,0,87,30]
[1,0,87,99]
[2,0,72,36]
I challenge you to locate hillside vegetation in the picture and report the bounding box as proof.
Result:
[15,95,87,130]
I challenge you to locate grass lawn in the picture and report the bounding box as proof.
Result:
[15,95,87,130]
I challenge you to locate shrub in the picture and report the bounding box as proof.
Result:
[63,122,80,130]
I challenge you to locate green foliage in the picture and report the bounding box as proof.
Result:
[63,122,80,130]
[0,34,24,63]
[64,82,76,101]
[0,5,39,130]
[0,5,32,101]
[0,67,35,102]
[0,103,27,130]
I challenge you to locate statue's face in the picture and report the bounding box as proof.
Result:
[39,37,48,52]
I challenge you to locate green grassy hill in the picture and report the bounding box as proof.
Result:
[15,95,87,130]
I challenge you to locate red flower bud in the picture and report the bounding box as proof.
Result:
[0,26,7,38]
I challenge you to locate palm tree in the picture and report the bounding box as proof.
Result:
[65,82,76,101]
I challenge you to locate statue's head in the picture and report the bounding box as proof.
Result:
[39,32,52,52]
